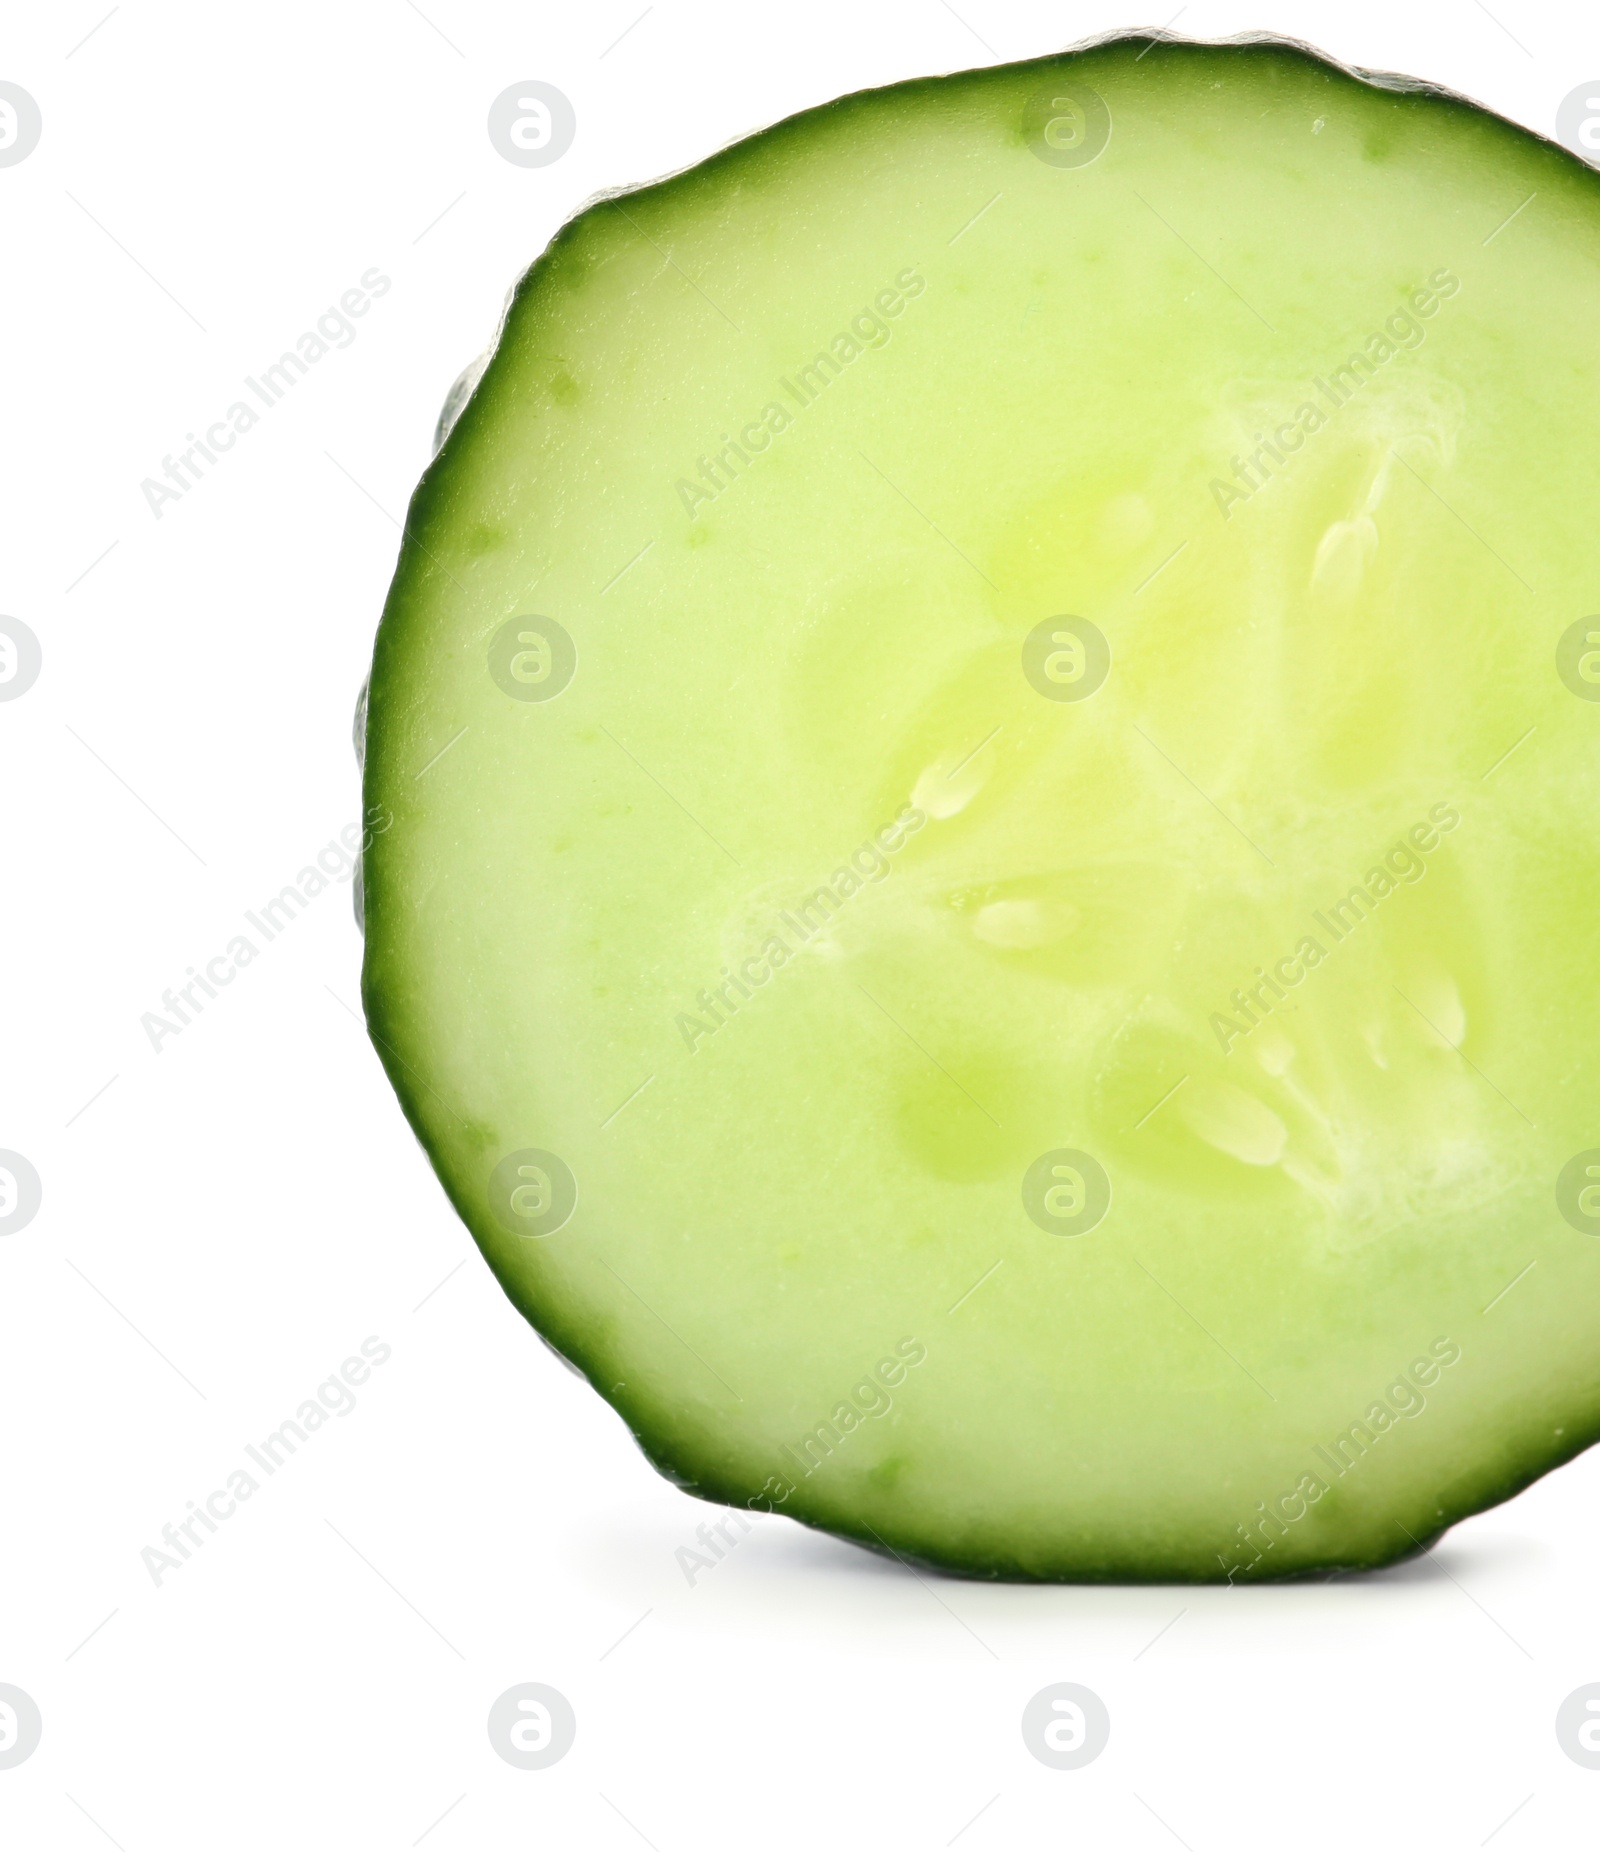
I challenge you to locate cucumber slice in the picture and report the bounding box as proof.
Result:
[360,33,1600,1580]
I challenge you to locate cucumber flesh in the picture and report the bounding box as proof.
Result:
[361,34,1600,1580]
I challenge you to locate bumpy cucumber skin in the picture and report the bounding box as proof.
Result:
[359,33,1600,1581]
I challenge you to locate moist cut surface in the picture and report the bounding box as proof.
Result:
[361,35,1600,1579]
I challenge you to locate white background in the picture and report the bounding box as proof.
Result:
[4,2,1599,1846]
